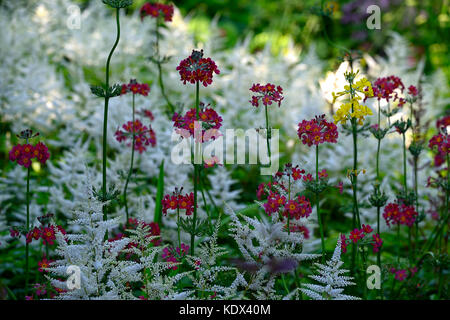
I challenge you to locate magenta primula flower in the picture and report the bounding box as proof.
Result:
[140,2,174,22]
[115,119,156,153]
[249,83,284,108]
[176,49,220,87]
[121,79,150,96]
[297,114,338,147]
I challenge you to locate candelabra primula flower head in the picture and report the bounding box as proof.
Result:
[114,120,156,153]
[332,71,373,125]
[102,0,133,9]
[162,188,196,216]
[369,75,405,103]
[172,105,223,142]
[140,2,174,21]
[121,79,150,96]
[297,114,338,146]
[249,83,284,108]
[176,49,220,87]
[383,202,418,227]
[9,130,50,168]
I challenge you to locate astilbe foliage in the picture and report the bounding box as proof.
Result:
[300,237,360,300]
[46,184,142,299]
[225,204,319,299]
[185,216,247,299]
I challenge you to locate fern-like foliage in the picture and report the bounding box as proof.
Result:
[225,203,319,299]
[46,183,141,299]
[300,236,360,300]
[185,214,247,299]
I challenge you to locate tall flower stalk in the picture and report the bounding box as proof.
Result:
[92,1,132,221]
[175,49,220,255]
[249,83,284,182]
[140,2,175,115]
[116,80,152,221]
[297,114,338,260]
[8,129,50,297]
[333,68,373,273]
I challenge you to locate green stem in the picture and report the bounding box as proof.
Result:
[25,165,30,296]
[264,104,272,184]
[190,81,200,255]
[155,18,175,115]
[177,208,181,249]
[351,120,361,229]
[402,132,407,194]
[123,94,136,221]
[315,145,325,262]
[102,7,121,222]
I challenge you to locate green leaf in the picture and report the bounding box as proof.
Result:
[154,159,164,226]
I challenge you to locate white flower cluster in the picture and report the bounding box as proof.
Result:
[300,236,360,300]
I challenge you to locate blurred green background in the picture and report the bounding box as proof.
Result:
[72,0,450,83]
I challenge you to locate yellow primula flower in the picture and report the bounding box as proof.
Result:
[333,102,351,124]
[351,103,373,125]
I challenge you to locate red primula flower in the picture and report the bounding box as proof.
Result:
[121,79,150,96]
[172,106,222,142]
[407,85,418,97]
[140,2,174,22]
[176,49,220,87]
[369,75,405,103]
[162,189,195,216]
[249,83,284,108]
[115,119,156,153]
[341,234,348,253]
[297,114,338,147]
[383,202,418,227]
[372,233,383,252]
[38,257,53,272]
[41,227,56,245]
[349,228,363,243]
[9,140,50,168]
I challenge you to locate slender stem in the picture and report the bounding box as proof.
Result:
[154,18,175,114]
[190,81,200,255]
[315,145,325,262]
[102,8,121,222]
[402,133,407,194]
[25,165,31,296]
[352,120,361,229]
[177,208,181,249]
[264,105,272,184]
[123,94,136,221]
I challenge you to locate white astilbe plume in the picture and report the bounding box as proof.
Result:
[300,236,360,300]
[225,203,319,299]
[46,183,141,299]
[185,214,247,299]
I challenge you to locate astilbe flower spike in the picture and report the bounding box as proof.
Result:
[176,49,220,87]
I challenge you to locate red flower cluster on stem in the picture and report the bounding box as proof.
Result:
[383,202,418,227]
[370,75,405,106]
[297,115,338,146]
[121,79,150,96]
[249,83,284,108]
[341,224,382,253]
[25,225,66,245]
[176,50,220,87]
[429,115,449,167]
[9,142,50,168]
[115,119,156,153]
[172,106,222,141]
[140,2,174,22]
[162,189,196,216]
